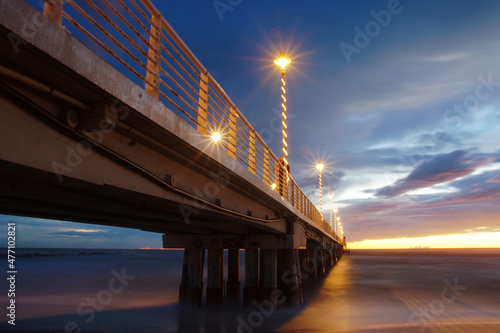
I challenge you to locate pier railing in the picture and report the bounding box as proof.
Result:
[37,0,340,242]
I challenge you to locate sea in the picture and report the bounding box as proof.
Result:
[1,248,499,332]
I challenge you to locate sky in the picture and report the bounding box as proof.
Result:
[2,0,500,249]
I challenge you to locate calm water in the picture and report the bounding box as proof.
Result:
[1,248,499,332]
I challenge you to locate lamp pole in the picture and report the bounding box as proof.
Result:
[329,193,334,229]
[316,163,324,218]
[334,208,338,234]
[274,53,291,166]
[274,52,291,197]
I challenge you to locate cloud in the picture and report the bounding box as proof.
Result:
[338,166,500,242]
[374,149,493,197]
[333,148,405,170]
[329,19,500,118]
[341,199,403,215]
[487,174,500,183]
[340,193,500,242]
[298,170,345,191]
[439,170,500,203]
[0,215,163,248]
[48,229,108,238]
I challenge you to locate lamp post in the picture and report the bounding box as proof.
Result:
[334,208,338,234]
[316,163,324,218]
[274,52,291,168]
[329,193,334,229]
[274,52,291,198]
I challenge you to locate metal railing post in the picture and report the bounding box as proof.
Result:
[43,0,63,26]
[263,147,270,185]
[301,193,304,214]
[228,106,237,159]
[196,71,209,134]
[145,12,162,100]
[248,130,256,175]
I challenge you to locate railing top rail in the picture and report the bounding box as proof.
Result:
[138,0,160,16]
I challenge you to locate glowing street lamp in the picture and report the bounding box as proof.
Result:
[275,52,291,71]
[274,52,291,169]
[316,163,324,218]
[210,130,222,143]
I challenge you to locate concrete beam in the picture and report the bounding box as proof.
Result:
[77,103,118,131]
[162,232,306,249]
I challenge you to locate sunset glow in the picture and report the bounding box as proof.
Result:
[349,232,500,249]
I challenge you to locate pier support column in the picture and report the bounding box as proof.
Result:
[260,249,277,305]
[179,248,204,306]
[227,249,240,303]
[324,249,331,271]
[305,242,318,279]
[327,247,334,269]
[316,246,325,277]
[298,248,311,287]
[244,249,259,306]
[206,249,224,306]
[298,249,308,279]
[295,249,304,304]
[179,250,188,303]
[277,249,300,306]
